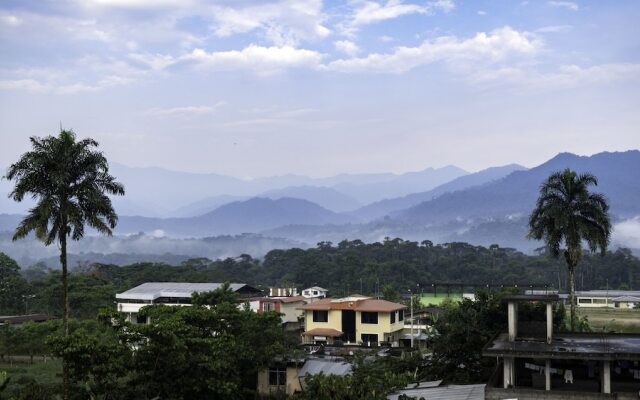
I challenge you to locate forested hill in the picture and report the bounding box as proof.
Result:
[9,239,639,318]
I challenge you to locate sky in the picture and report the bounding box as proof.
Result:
[0,0,639,179]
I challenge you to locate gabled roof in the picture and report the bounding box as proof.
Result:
[259,295,306,304]
[298,296,406,312]
[115,282,259,301]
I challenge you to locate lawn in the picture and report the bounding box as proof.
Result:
[419,292,463,306]
[0,359,62,398]
[576,308,640,333]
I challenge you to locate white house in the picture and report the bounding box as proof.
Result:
[115,282,262,323]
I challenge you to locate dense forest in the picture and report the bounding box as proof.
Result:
[2,238,639,318]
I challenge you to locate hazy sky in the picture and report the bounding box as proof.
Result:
[1,0,639,178]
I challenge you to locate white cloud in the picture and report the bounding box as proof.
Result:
[535,25,572,33]
[180,45,324,74]
[325,26,540,73]
[380,35,394,42]
[144,103,226,117]
[0,79,48,92]
[0,15,22,26]
[339,0,454,36]
[209,0,330,46]
[469,63,640,89]
[80,0,192,8]
[334,40,360,57]
[477,10,487,16]
[547,1,579,11]
[613,217,640,249]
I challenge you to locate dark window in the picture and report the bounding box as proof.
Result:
[398,309,404,321]
[269,369,286,386]
[361,311,378,324]
[136,315,147,324]
[313,310,328,322]
[390,311,396,324]
[361,333,378,344]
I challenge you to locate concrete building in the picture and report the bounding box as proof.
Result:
[298,295,406,346]
[269,287,299,297]
[115,282,262,323]
[482,294,640,399]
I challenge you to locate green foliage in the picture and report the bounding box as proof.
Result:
[382,284,399,302]
[43,296,288,399]
[0,252,30,314]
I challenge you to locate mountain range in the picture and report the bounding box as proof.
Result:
[1,150,639,262]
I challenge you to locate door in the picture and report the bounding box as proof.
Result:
[341,310,356,342]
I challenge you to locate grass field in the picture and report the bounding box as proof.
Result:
[576,308,640,333]
[0,359,61,397]
[420,292,463,306]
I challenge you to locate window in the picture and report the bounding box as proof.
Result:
[361,311,378,324]
[390,311,396,324]
[593,299,607,304]
[269,369,286,386]
[313,310,328,322]
[136,315,147,324]
[398,309,404,321]
[263,302,276,311]
[578,298,592,304]
[361,333,378,344]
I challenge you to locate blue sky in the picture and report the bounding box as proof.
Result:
[0,0,639,178]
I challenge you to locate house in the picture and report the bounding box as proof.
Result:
[301,286,328,300]
[482,294,640,398]
[298,295,406,346]
[115,282,262,323]
[530,289,640,309]
[247,295,307,330]
[257,357,352,396]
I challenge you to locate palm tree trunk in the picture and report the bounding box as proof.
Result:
[568,264,577,332]
[60,229,69,400]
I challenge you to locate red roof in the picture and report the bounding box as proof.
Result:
[298,297,406,312]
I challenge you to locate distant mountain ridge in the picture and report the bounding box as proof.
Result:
[350,164,526,221]
[398,150,640,224]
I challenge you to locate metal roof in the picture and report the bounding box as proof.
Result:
[387,384,485,400]
[611,295,640,302]
[115,282,253,301]
[297,359,352,378]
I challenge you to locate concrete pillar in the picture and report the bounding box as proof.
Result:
[508,302,518,341]
[546,302,553,344]
[602,361,611,394]
[503,357,515,388]
[545,359,551,391]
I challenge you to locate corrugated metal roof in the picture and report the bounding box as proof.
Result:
[387,384,485,400]
[297,359,352,378]
[611,295,640,302]
[115,282,251,301]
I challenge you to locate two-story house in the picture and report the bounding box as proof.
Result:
[298,295,406,347]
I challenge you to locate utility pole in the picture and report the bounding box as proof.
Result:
[409,288,414,348]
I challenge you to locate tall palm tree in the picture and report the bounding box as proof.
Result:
[528,169,611,331]
[5,129,124,397]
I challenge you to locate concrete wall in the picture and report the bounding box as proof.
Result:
[486,387,618,400]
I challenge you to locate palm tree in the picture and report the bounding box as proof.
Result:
[5,129,124,398]
[528,169,611,331]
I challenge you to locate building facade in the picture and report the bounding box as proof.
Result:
[298,295,406,346]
